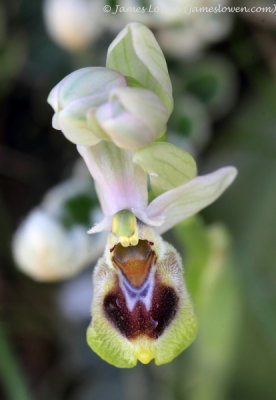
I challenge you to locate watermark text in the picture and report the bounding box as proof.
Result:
[102,3,276,15]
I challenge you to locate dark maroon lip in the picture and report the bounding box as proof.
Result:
[103,240,179,340]
[103,281,178,340]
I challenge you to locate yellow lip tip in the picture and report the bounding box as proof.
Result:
[138,352,153,364]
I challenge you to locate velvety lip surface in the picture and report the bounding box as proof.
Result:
[104,240,179,339]
[104,280,178,340]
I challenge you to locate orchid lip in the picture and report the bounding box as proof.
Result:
[87,232,197,367]
[103,238,179,340]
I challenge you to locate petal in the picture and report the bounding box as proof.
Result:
[133,142,197,195]
[86,108,110,140]
[107,22,173,113]
[131,208,165,227]
[95,87,168,149]
[146,167,238,234]
[87,216,112,234]
[55,97,103,145]
[87,233,197,367]
[47,67,126,112]
[77,142,148,216]
[95,103,148,150]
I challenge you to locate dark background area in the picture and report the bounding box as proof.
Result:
[0,1,276,399]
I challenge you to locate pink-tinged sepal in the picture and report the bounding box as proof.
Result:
[77,142,148,219]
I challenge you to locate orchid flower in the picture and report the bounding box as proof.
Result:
[76,141,237,367]
[20,22,238,368]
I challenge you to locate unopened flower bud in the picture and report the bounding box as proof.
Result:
[48,67,168,149]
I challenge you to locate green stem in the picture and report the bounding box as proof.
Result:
[0,322,35,400]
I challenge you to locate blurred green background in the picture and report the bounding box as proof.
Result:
[0,1,276,399]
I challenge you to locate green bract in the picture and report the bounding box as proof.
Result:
[133,142,197,195]
[107,22,173,114]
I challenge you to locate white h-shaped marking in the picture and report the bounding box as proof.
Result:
[118,267,156,312]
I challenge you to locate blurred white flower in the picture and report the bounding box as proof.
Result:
[43,0,232,59]
[112,1,233,59]
[113,1,232,59]
[119,0,202,26]
[43,0,103,51]
[13,210,104,281]
[156,1,232,59]
[13,160,106,281]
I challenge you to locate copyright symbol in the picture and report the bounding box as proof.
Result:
[103,5,111,13]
